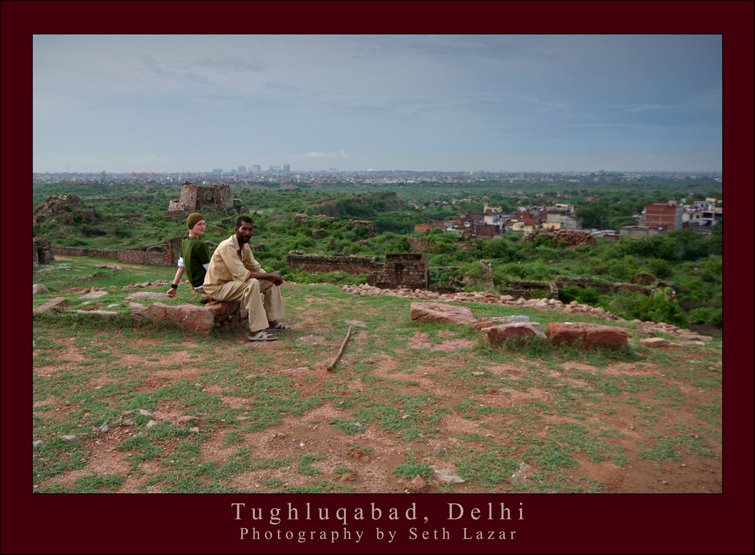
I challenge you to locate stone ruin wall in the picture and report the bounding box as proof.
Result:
[499,279,557,299]
[406,237,436,252]
[168,183,234,214]
[372,253,429,289]
[348,219,374,235]
[286,254,381,275]
[33,237,54,267]
[286,253,429,289]
[499,276,677,300]
[178,182,198,210]
[522,229,597,247]
[51,238,181,267]
[179,184,233,210]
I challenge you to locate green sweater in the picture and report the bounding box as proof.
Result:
[182,236,211,288]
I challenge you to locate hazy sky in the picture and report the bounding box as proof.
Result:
[33,34,722,173]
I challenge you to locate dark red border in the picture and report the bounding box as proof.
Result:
[4,2,753,554]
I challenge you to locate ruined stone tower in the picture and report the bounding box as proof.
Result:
[168,181,234,213]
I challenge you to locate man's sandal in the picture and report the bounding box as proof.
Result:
[267,322,293,331]
[248,330,278,342]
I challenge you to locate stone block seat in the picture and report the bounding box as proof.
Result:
[128,299,244,335]
[205,300,244,331]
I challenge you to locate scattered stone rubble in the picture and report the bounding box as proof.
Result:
[32,278,714,343]
[31,409,206,450]
[343,283,712,345]
[33,193,99,226]
[409,300,626,349]
[33,281,243,334]
[522,229,597,247]
[123,280,172,290]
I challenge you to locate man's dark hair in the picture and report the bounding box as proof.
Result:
[235,215,253,228]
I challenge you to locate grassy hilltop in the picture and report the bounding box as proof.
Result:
[32,256,721,493]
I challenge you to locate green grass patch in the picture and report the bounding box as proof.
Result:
[456,446,518,489]
[526,441,579,471]
[298,454,327,476]
[33,438,89,484]
[36,473,126,494]
[393,463,434,479]
[330,418,367,435]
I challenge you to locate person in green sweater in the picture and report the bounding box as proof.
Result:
[166,212,212,297]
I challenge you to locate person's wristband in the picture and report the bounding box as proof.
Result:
[170,283,178,289]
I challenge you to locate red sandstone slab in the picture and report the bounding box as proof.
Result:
[33,297,69,314]
[584,326,627,349]
[547,322,628,350]
[486,323,541,346]
[410,302,477,325]
[547,322,587,345]
[129,302,215,334]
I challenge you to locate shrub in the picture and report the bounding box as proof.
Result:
[605,256,639,281]
[687,307,723,328]
[672,228,710,260]
[65,223,103,238]
[621,235,681,261]
[429,266,459,289]
[558,285,602,306]
[706,223,722,255]
[492,263,525,284]
[697,258,722,283]
[646,258,673,279]
[603,290,687,327]
[476,237,522,261]
[285,271,366,286]
[519,260,557,281]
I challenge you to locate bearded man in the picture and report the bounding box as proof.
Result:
[203,215,291,341]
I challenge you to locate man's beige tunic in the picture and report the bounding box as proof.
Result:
[203,234,284,332]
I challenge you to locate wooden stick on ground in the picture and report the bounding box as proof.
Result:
[326,326,353,372]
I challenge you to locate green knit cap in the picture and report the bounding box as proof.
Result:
[186,212,205,230]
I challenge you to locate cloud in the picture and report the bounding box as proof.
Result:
[32,35,721,173]
[305,150,348,159]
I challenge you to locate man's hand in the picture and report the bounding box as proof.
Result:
[248,271,283,286]
[166,287,177,298]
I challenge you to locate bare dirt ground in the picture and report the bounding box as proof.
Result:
[34,319,722,494]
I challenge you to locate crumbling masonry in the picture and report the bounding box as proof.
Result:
[286,253,429,289]
[33,237,54,266]
[168,181,234,213]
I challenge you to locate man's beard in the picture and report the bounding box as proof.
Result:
[237,235,251,244]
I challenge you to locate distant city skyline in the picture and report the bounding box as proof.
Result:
[33,35,722,174]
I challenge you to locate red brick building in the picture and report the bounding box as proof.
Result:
[643,202,683,231]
